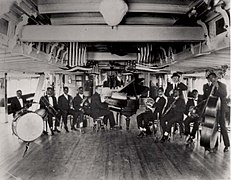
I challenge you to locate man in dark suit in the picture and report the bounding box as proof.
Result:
[203,78,213,100]
[164,72,188,99]
[11,90,27,117]
[204,72,230,152]
[73,87,85,132]
[39,87,60,135]
[58,87,78,132]
[160,89,186,142]
[137,87,166,137]
[90,85,115,129]
[184,89,203,143]
[164,72,187,134]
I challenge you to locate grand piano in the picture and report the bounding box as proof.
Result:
[105,74,149,130]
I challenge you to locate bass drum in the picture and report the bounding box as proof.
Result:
[35,108,47,119]
[12,112,43,142]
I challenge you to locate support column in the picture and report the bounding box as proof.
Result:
[4,73,7,123]
[0,73,7,123]
[188,78,193,92]
[30,74,45,111]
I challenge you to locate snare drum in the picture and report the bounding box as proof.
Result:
[12,112,43,142]
[35,108,47,118]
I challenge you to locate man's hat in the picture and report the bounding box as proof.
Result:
[171,72,180,78]
[207,72,217,78]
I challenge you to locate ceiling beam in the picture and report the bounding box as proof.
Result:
[50,15,177,25]
[37,1,189,14]
[87,52,137,61]
[21,25,205,42]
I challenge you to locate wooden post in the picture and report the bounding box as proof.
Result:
[0,73,8,123]
[4,73,8,123]
[188,78,193,92]
[29,74,45,111]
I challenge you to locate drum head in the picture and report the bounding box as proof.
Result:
[35,108,47,118]
[17,112,43,142]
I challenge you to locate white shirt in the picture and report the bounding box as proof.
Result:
[48,96,54,107]
[64,94,68,100]
[193,98,198,106]
[173,83,178,89]
[155,97,160,103]
[17,97,23,108]
[79,94,84,99]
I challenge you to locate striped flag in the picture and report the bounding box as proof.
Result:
[68,42,87,67]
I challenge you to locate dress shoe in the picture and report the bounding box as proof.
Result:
[160,136,168,143]
[224,146,229,152]
[51,130,54,136]
[81,130,85,134]
[137,132,144,137]
[71,127,77,131]
[186,137,193,144]
[54,128,61,133]
[65,127,69,133]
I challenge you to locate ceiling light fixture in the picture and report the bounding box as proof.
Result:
[99,0,128,27]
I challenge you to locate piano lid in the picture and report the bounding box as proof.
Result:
[119,75,149,96]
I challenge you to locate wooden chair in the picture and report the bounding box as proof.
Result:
[93,116,107,132]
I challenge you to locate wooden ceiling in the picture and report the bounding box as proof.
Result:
[0,0,230,74]
[35,0,200,27]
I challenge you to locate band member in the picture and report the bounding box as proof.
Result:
[90,85,115,129]
[164,72,187,133]
[73,87,85,132]
[137,98,155,137]
[11,90,27,117]
[203,77,212,100]
[164,72,188,98]
[137,87,166,137]
[204,72,230,152]
[153,87,167,120]
[160,89,186,142]
[58,87,78,132]
[184,89,202,143]
[39,87,60,135]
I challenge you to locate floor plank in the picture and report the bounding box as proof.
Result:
[0,112,230,180]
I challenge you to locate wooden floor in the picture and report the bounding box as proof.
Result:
[0,111,230,180]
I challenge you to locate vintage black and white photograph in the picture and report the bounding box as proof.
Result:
[0,0,230,179]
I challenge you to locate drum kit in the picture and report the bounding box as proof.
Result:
[12,107,47,157]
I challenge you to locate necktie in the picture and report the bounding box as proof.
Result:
[174,84,177,89]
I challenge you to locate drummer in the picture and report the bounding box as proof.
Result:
[11,90,27,118]
[39,87,60,135]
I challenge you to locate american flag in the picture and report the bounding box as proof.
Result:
[68,42,87,67]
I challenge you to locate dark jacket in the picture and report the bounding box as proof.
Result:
[90,92,110,118]
[184,97,203,116]
[39,95,58,110]
[58,94,73,112]
[204,81,227,117]
[73,94,84,111]
[164,82,188,98]
[153,96,166,118]
[163,97,186,117]
[203,83,213,100]
[11,97,27,116]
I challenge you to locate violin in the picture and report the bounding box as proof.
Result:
[188,99,206,118]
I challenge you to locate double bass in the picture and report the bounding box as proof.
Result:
[200,85,221,151]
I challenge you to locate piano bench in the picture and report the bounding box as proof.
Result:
[93,116,107,132]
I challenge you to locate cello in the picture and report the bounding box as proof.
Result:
[200,85,221,151]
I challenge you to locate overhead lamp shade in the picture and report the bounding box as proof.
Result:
[99,0,128,26]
